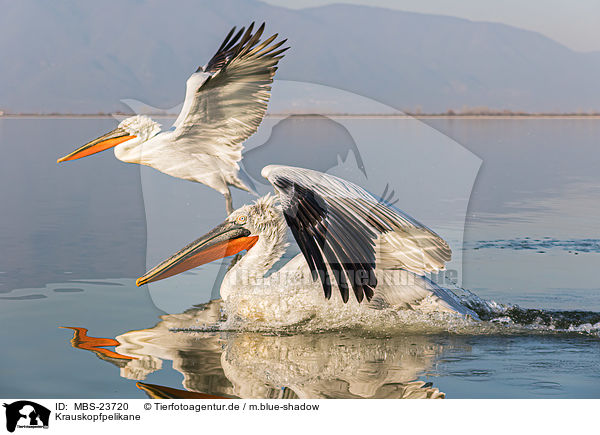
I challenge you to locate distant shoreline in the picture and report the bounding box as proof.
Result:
[2,113,600,120]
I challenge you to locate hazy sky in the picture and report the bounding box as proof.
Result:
[264,0,600,52]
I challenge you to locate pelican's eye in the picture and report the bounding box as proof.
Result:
[235,215,248,225]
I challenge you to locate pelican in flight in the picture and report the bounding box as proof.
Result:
[136,166,477,327]
[57,23,288,214]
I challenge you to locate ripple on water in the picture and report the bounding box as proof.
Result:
[468,238,600,254]
[53,288,84,293]
[448,369,494,379]
[0,294,47,300]
[529,381,563,392]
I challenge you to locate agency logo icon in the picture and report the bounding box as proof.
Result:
[3,401,50,433]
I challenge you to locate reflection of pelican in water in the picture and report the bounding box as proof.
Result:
[57,23,287,214]
[62,301,449,399]
[59,326,136,365]
[136,382,229,400]
[137,165,477,328]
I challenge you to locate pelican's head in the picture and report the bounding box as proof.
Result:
[228,194,286,238]
[57,115,161,163]
[136,194,286,287]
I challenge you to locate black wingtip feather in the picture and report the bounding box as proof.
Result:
[270,174,383,304]
[204,22,287,74]
[275,177,380,304]
[218,26,237,52]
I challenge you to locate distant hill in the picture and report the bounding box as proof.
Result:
[2,0,600,113]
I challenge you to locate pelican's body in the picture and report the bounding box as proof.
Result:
[112,116,249,200]
[219,199,473,328]
[58,23,288,214]
[137,166,478,328]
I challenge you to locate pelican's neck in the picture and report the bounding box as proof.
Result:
[221,210,288,299]
[114,128,162,164]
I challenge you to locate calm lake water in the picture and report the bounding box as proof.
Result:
[0,117,598,398]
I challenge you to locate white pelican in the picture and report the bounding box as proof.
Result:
[136,165,477,327]
[57,23,288,214]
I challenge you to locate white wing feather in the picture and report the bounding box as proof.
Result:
[171,24,288,170]
[263,165,451,275]
[262,165,476,314]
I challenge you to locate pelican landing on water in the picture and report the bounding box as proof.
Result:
[136,166,477,328]
[57,23,288,214]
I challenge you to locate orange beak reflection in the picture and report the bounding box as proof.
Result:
[136,221,258,287]
[59,326,136,361]
[57,127,135,163]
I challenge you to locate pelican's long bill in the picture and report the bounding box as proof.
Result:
[136,221,258,286]
[57,127,136,163]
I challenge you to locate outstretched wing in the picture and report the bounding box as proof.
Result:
[262,165,452,304]
[171,23,288,164]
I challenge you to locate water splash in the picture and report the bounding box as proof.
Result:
[171,292,600,338]
[457,287,600,337]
